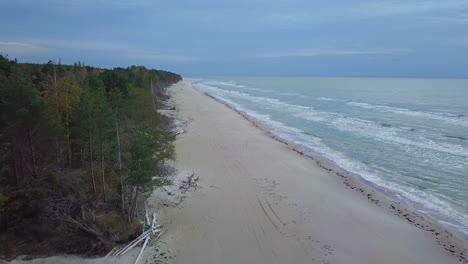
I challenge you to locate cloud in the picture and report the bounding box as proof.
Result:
[0,38,196,63]
[254,49,400,59]
[0,0,159,9]
[260,13,310,28]
[430,14,468,25]
[358,1,468,17]
[0,41,46,55]
[0,39,127,55]
[0,41,29,47]
[258,1,468,29]
[125,53,197,63]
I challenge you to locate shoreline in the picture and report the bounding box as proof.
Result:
[190,79,468,262]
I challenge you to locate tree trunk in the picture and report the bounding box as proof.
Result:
[115,116,124,212]
[88,129,97,194]
[100,129,106,203]
[133,188,139,219]
[17,145,25,183]
[53,63,57,96]
[66,121,72,167]
[27,129,37,177]
[55,139,61,171]
[129,187,139,222]
[126,187,136,223]
[11,142,19,187]
[80,147,84,167]
[150,79,157,112]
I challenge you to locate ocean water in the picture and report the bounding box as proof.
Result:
[192,77,468,238]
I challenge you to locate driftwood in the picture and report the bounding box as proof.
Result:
[179,172,198,193]
[112,211,161,264]
[145,208,150,226]
[173,130,185,136]
[114,229,152,257]
[167,246,173,255]
[134,235,150,264]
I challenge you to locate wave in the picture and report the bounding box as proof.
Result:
[314,96,468,127]
[294,110,468,158]
[346,101,468,127]
[196,83,468,158]
[195,83,312,112]
[444,135,468,141]
[316,97,346,102]
[202,80,273,94]
[202,80,247,88]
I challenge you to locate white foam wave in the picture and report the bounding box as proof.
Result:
[317,97,345,102]
[347,101,468,127]
[195,83,312,112]
[202,80,247,88]
[197,83,468,157]
[295,111,468,158]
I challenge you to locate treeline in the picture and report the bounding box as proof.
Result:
[0,55,182,258]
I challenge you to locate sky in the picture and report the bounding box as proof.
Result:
[0,0,468,77]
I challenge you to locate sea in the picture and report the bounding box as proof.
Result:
[192,77,468,239]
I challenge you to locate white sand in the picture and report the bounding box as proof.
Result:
[150,80,463,264]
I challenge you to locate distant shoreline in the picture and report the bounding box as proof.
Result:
[188,78,468,261]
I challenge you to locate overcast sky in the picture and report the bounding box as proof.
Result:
[1,0,468,77]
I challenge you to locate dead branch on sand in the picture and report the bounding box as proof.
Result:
[179,172,199,193]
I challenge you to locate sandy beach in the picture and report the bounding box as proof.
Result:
[145,80,465,264]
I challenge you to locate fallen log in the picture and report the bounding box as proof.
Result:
[113,211,161,258]
[114,229,152,256]
[134,235,150,264]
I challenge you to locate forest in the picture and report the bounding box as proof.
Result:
[0,55,182,258]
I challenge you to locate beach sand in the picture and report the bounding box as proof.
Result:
[149,80,465,264]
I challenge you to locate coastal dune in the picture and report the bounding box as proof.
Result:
[156,80,462,264]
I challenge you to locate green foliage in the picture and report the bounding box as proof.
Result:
[0,54,181,258]
[122,87,175,188]
[95,211,140,241]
